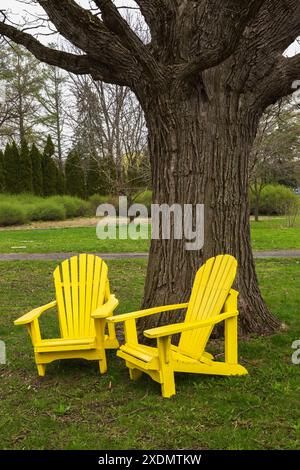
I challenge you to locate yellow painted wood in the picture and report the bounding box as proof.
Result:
[108,255,248,397]
[157,336,175,398]
[94,317,108,374]
[109,303,189,323]
[14,254,119,376]
[144,310,238,338]
[14,300,56,325]
[62,258,74,338]
[53,266,69,337]
[179,254,237,359]
[85,254,94,336]
[105,280,118,341]
[91,295,119,318]
[124,319,138,344]
[79,253,87,337]
[224,290,239,364]
[90,255,101,335]
[70,256,79,337]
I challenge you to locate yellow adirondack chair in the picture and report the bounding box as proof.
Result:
[108,254,248,398]
[14,254,119,376]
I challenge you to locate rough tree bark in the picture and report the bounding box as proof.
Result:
[1,0,300,335]
[137,76,279,335]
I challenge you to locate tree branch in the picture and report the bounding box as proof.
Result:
[0,21,131,85]
[225,1,300,111]
[175,0,266,80]
[94,0,164,84]
[0,21,90,74]
[36,0,140,85]
[264,54,300,106]
[135,1,175,28]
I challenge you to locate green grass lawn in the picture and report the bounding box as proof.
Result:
[0,226,150,254]
[0,258,299,450]
[0,217,299,253]
[251,217,300,250]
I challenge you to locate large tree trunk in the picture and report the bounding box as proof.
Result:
[138,84,280,336]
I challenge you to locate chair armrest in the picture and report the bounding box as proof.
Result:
[144,310,238,339]
[91,295,119,319]
[14,300,57,326]
[106,303,189,324]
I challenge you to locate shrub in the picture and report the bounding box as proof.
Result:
[0,194,93,225]
[89,194,111,214]
[50,196,91,218]
[27,201,66,221]
[0,202,27,226]
[89,194,124,215]
[250,184,299,216]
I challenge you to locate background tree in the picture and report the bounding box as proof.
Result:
[250,101,300,220]
[0,40,16,146]
[65,149,85,199]
[3,1,300,334]
[30,143,43,196]
[68,73,147,194]
[0,148,5,191]
[98,154,117,195]
[0,42,47,144]
[39,61,67,168]
[4,141,19,194]
[19,139,33,193]
[42,135,57,196]
[86,155,101,197]
[55,166,65,195]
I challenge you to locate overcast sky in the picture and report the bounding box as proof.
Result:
[0,0,299,55]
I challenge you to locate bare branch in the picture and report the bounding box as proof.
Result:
[0,21,91,75]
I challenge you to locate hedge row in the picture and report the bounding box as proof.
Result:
[0,194,91,226]
[1,185,298,226]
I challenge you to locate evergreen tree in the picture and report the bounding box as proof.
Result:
[56,166,65,195]
[86,156,101,196]
[4,141,20,193]
[0,150,5,192]
[30,143,43,195]
[43,135,57,196]
[19,139,33,193]
[65,149,85,198]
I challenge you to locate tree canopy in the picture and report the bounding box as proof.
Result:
[0,1,299,108]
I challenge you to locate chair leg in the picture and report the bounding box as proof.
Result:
[37,364,46,377]
[157,337,176,398]
[129,368,142,381]
[161,371,176,398]
[225,316,238,364]
[99,357,107,374]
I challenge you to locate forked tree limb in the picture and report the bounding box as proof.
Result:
[37,0,140,83]
[175,0,267,80]
[0,21,133,85]
[263,54,300,106]
[94,0,165,84]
